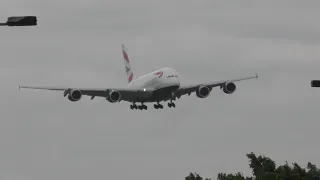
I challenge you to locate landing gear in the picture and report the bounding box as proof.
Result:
[170,92,176,101]
[138,104,147,110]
[168,95,176,108]
[168,102,175,108]
[154,102,163,109]
[130,103,137,110]
[130,103,147,110]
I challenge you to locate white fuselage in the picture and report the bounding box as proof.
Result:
[128,67,180,90]
[126,67,180,102]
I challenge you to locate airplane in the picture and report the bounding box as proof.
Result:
[18,44,258,110]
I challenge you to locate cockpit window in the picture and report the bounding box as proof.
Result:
[167,74,178,78]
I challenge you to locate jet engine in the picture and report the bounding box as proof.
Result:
[311,80,320,87]
[67,89,82,102]
[196,85,211,98]
[223,82,236,94]
[107,90,121,102]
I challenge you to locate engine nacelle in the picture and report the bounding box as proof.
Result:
[107,90,121,103]
[196,85,211,98]
[311,80,320,87]
[223,82,236,94]
[68,89,82,102]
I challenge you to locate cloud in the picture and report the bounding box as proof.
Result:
[1,0,320,180]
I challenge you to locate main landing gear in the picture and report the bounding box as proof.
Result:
[154,102,163,109]
[130,94,177,110]
[168,102,175,108]
[130,103,147,110]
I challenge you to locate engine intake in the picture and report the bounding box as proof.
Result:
[68,89,82,101]
[196,85,211,98]
[107,90,121,102]
[223,82,236,94]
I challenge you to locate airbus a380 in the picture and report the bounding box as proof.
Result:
[19,44,258,110]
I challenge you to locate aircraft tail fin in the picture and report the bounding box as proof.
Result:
[122,44,134,84]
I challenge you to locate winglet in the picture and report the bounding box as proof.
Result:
[255,72,258,79]
[18,85,20,90]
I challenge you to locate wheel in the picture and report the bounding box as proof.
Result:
[130,105,133,109]
[172,103,175,108]
[159,104,163,109]
[143,105,148,110]
[133,104,137,109]
[168,103,172,108]
[154,104,158,109]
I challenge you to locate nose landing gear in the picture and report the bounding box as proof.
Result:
[168,92,176,108]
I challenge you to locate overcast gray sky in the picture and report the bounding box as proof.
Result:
[1,0,320,179]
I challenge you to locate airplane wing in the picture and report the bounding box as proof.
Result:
[18,85,154,102]
[175,73,258,98]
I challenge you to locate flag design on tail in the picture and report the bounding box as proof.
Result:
[122,44,134,83]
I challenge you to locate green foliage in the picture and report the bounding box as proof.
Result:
[185,172,211,180]
[186,152,320,180]
[217,172,252,180]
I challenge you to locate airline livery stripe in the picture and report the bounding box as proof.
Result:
[123,51,129,63]
[128,72,133,82]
